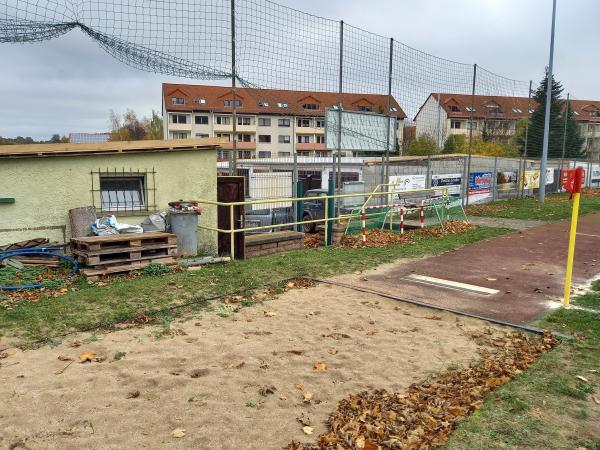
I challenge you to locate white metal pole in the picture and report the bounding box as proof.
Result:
[539,0,557,203]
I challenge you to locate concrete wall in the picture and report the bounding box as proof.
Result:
[0,150,218,255]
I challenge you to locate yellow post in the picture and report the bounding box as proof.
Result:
[229,204,235,260]
[563,192,581,306]
[324,197,329,247]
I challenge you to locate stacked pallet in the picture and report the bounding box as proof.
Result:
[71,232,177,279]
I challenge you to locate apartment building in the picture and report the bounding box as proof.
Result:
[415,93,600,159]
[162,83,406,159]
[414,93,531,148]
[569,100,600,159]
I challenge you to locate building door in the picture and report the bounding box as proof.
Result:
[217,176,245,259]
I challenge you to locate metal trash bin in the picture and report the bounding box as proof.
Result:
[169,211,198,257]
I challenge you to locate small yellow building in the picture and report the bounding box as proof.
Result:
[0,138,220,254]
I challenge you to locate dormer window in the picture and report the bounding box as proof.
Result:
[390,107,398,113]
[193,97,206,105]
[465,106,476,112]
[303,103,319,110]
[486,105,502,115]
[358,105,373,112]
[172,97,185,105]
[277,102,288,108]
[258,101,269,107]
[572,111,579,116]
[590,111,600,118]
[449,105,460,112]
[529,108,535,114]
[512,108,523,113]
[223,99,241,107]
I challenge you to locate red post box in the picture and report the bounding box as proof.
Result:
[560,167,585,198]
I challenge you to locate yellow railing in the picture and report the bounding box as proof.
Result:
[195,185,447,260]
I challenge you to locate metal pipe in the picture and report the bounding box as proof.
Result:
[336,20,344,217]
[539,0,558,203]
[466,63,477,207]
[561,93,570,165]
[231,0,238,173]
[383,37,394,187]
[229,203,235,260]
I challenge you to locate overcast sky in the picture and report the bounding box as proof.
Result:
[0,0,598,140]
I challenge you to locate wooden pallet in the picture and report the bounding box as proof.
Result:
[71,232,177,253]
[81,256,177,280]
[70,232,178,279]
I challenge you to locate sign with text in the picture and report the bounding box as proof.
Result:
[468,171,493,204]
[389,174,427,192]
[431,173,462,196]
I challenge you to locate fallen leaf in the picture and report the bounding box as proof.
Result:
[576,375,590,383]
[327,347,338,355]
[171,428,186,438]
[189,368,210,378]
[302,392,314,403]
[364,440,378,450]
[259,385,277,396]
[127,390,140,399]
[302,426,314,435]
[313,362,327,372]
[57,355,73,362]
[486,278,497,281]
[79,351,97,363]
[264,311,277,317]
[294,383,303,390]
[591,395,600,405]
[350,324,364,331]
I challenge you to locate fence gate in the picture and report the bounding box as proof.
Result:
[217,176,245,260]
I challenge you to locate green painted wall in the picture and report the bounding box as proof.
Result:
[0,150,218,254]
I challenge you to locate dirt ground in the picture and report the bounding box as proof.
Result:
[0,282,510,450]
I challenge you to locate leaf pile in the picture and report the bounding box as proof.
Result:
[417,221,475,238]
[287,331,559,450]
[340,230,413,249]
[304,233,322,249]
[465,203,509,216]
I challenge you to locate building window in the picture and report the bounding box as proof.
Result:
[279,152,291,157]
[278,135,291,144]
[195,115,209,125]
[171,97,185,105]
[258,118,271,126]
[278,118,291,127]
[316,135,325,144]
[297,135,310,144]
[297,151,311,157]
[449,105,460,112]
[172,132,188,139]
[303,103,319,110]
[465,106,476,113]
[315,151,328,157]
[258,101,269,107]
[223,99,242,107]
[236,134,252,142]
[450,121,462,129]
[237,116,251,126]
[466,122,478,130]
[315,119,325,128]
[216,116,231,125]
[98,174,148,212]
[193,97,206,105]
[238,150,252,159]
[486,106,503,115]
[512,108,523,114]
[297,118,311,127]
[195,133,209,138]
[216,133,231,141]
[258,135,272,143]
[171,114,187,124]
[590,111,600,118]
[258,151,272,158]
[277,102,288,108]
[358,106,372,112]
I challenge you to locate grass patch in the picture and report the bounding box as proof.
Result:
[0,226,508,346]
[444,289,600,450]
[466,192,600,221]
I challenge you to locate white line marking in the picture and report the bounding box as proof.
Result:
[577,233,600,238]
[405,274,500,296]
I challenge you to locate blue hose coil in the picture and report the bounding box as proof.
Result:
[0,247,79,291]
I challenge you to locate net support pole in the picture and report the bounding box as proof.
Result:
[382,37,394,188]
[521,80,533,198]
[336,20,344,217]
[466,63,477,207]
[539,0,558,203]
[560,93,570,171]
[230,0,238,174]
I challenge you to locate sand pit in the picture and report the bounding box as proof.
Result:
[0,282,510,449]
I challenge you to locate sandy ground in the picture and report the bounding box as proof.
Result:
[0,282,508,450]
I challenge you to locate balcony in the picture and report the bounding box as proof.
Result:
[169,122,192,131]
[296,143,326,151]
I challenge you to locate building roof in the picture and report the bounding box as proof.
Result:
[416,93,600,123]
[0,138,224,159]
[162,83,407,119]
[569,100,600,123]
[416,93,533,121]
[69,132,111,143]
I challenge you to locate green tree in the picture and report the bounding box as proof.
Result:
[407,134,438,156]
[110,109,164,141]
[144,110,164,140]
[522,73,585,158]
[442,134,467,154]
